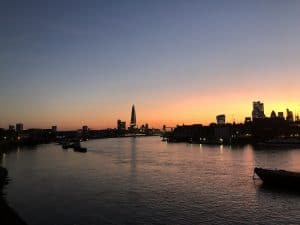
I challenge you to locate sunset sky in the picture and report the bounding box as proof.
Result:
[1,1,300,130]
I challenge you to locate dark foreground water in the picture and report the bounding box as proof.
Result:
[1,137,300,225]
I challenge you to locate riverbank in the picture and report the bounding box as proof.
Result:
[0,166,28,225]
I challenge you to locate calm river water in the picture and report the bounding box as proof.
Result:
[1,137,300,225]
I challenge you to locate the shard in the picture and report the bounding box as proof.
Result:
[130,104,136,128]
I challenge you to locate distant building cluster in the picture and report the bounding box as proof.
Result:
[2,101,299,147]
[0,104,162,147]
[249,101,296,123]
[0,123,58,146]
[117,104,160,135]
[166,100,300,144]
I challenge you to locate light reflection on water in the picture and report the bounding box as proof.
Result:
[1,137,300,225]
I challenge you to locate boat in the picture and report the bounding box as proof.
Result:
[73,146,87,153]
[72,141,87,153]
[62,141,74,149]
[254,167,300,188]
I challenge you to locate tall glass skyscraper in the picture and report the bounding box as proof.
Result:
[252,101,265,120]
[130,104,136,128]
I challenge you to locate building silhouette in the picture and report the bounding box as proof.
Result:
[216,114,225,125]
[130,104,136,129]
[270,110,276,118]
[117,120,126,131]
[52,126,57,132]
[16,123,23,132]
[278,112,284,119]
[252,101,265,120]
[286,108,294,122]
[82,125,89,133]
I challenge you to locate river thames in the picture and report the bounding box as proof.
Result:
[1,137,300,225]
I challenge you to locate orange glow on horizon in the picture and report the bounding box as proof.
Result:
[1,70,299,130]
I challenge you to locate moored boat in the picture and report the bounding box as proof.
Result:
[72,141,87,153]
[254,167,300,188]
[62,141,73,149]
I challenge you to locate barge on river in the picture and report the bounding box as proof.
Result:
[254,167,300,189]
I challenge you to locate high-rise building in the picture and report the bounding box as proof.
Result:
[270,110,276,118]
[216,114,225,125]
[130,104,136,128]
[16,123,23,132]
[82,125,89,133]
[8,125,15,131]
[286,109,294,122]
[117,120,126,130]
[140,123,149,133]
[52,126,57,132]
[252,101,265,120]
[278,112,284,119]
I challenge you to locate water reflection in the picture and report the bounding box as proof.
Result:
[1,153,6,167]
[3,137,300,225]
[130,137,137,179]
[257,183,300,197]
[219,144,223,153]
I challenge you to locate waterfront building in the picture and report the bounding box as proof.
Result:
[214,126,231,143]
[286,109,294,122]
[8,125,15,131]
[82,125,89,133]
[139,123,149,133]
[52,126,57,132]
[216,114,225,125]
[117,120,126,131]
[140,124,145,132]
[16,123,23,132]
[252,101,265,120]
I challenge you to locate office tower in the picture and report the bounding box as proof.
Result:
[16,123,23,132]
[270,110,276,118]
[278,112,284,119]
[82,125,89,133]
[52,126,57,132]
[130,104,136,128]
[216,114,225,125]
[252,101,265,120]
[117,120,126,130]
[286,109,294,122]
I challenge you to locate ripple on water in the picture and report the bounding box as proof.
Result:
[2,137,300,225]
